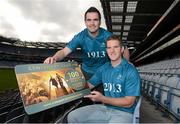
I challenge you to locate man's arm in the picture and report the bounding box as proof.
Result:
[44,47,71,64]
[84,91,136,108]
[100,93,136,108]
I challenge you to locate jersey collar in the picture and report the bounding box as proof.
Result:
[86,28,102,39]
[109,58,127,69]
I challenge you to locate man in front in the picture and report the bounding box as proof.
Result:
[68,35,141,123]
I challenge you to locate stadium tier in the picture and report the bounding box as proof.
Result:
[0,36,82,67]
[0,0,179,123]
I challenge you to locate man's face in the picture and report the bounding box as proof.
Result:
[106,40,123,61]
[85,12,101,34]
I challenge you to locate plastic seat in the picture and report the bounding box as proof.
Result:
[175,68,180,74]
[159,75,178,108]
[10,101,23,110]
[6,106,24,121]
[169,69,177,74]
[5,113,25,123]
[165,75,180,105]
[153,75,168,104]
[147,75,160,98]
[0,112,8,123]
[0,105,11,114]
[144,74,153,96]
[133,97,142,124]
[168,77,180,121]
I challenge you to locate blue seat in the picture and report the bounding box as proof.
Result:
[5,113,25,123]
[160,85,170,108]
[163,75,179,108]
[144,74,154,96]
[133,97,142,124]
[168,77,180,121]
[0,112,8,123]
[175,68,180,74]
[153,75,168,105]
[6,106,24,121]
[147,75,161,98]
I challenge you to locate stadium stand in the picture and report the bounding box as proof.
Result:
[0,0,179,123]
[133,97,142,123]
[138,57,180,122]
[0,35,83,123]
[0,35,82,68]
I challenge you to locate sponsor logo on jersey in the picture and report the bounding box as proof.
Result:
[100,43,106,48]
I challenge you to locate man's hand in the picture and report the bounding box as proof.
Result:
[43,47,72,64]
[44,57,57,64]
[84,91,105,102]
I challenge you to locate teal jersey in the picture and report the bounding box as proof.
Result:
[67,28,112,75]
[89,59,141,114]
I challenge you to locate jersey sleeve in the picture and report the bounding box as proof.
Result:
[66,34,81,52]
[88,65,103,87]
[125,68,141,96]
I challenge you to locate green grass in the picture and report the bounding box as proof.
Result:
[0,68,18,91]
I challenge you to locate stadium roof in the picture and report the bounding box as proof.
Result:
[100,0,175,49]
[0,36,67,49]
[100,0,179,63]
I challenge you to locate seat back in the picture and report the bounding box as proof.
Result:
[5,113,25,123]
[133,97,142,124]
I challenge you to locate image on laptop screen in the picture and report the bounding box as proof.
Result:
[15,62,90,115]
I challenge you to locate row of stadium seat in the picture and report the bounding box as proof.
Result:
[139,58,180,70]
[0,89,23,122]
[138,57,180,122]
[0,89,87,123]
[0,102,62,123]
[139,58,180,75]
[0,88,141,123]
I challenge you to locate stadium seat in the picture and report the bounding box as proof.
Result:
[0,105,11,114]
[168,77,180,122]
[145,75,161,103]
[54,100,83,123]
[164,69,170,74]
[143,74,153,96]
[0,112,8,123]
[164,75,180,106]
[159,86,171,111]
[6,106,24,121]
[169,69,177,74]
[133,97,142,124]
[153,75,168,106]
[10,101,23,110]
[176,68,180,74]
[5,113,25,123]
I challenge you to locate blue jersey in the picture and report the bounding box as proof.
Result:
[67,28,112,75]
[89,59,141,114]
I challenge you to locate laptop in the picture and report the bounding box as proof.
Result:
[15,62,90,114]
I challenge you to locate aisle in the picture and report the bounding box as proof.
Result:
[140,97,174,123]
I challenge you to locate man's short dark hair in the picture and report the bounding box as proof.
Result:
[84,7,101,21]
[106,35,123,47]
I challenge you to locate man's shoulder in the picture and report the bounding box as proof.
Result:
[98,61,111,70]
[100,27,112,34]
[76,28,88,36]
[123,59,138,72]
[70,29,88,42]
[77,28,111,38]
